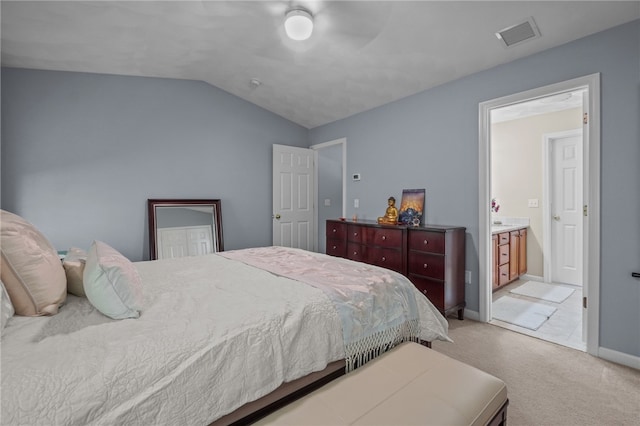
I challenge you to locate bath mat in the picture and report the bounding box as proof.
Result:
[492,296,557,330]
[510,281,575,303]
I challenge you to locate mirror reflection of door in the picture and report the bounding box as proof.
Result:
[156,206,216,259]
[148,199,223,260]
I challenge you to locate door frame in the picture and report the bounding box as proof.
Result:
[478,73,600,356]
[542,128,584,284]
[311,137,347,252]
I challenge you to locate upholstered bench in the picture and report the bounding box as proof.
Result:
[256,342,508,426]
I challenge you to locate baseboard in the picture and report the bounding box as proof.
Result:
[462,308,480,321]
[598,347,640,370]
[521,273,543,282]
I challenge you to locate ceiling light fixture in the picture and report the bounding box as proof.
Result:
[284,8,313,41]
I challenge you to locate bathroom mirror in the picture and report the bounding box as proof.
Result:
[148,199,223,260]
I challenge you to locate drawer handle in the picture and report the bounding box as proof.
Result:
[332,245,337,250]
[502,253,508,256]
[382,235,386,240]
[381,257,386,262]
[423,263,428,269]
[332,228,337,233]
[353,232,358,237]
[422,289,428,295]
[423,240,429,245]
[353,251,358,256]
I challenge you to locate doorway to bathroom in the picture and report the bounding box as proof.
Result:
[478,74,601,355]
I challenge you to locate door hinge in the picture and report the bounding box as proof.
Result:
[583,297,587,309]
[583,205,588,217]
[583,112,588,124]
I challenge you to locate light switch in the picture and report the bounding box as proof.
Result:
[324,199,331,206]
[354,199,360,208]
[528,199,539,208]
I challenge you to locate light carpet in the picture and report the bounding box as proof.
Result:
[510,280,575,303]
[492,296,557,330]
[432,320,640,426]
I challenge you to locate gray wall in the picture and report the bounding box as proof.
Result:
[309,20,640,358]
[155,207,214,229]
[1,69,308,261]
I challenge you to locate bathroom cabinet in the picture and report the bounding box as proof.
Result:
[492,227,527,291]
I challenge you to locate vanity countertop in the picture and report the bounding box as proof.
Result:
[491,224,528,235]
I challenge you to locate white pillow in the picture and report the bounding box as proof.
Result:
[83,241,143,319]
[1,280,15,331]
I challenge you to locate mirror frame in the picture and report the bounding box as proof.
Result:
[148,199,223,260]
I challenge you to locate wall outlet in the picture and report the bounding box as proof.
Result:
[528,198,539,208]
[465,270,472,284]
[352,173,361,181]
[354,198,360,208]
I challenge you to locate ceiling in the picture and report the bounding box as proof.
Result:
[2,1,639,129]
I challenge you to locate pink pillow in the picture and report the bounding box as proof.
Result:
[0,210,66,316]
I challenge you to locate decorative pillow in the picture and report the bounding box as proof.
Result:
[1,280,15,330]
[83,241,143,319]
[0,210,67,316]
[63,247,88,297]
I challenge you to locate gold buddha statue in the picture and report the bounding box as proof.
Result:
[377,196,398,225]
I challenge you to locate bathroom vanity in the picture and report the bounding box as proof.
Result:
[492,225,528,291]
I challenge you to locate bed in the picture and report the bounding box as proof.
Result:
[0,211,450,425]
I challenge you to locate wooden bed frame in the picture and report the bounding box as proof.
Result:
[211,360,346,425]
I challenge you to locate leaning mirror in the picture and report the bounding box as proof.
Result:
[148,199,223,260]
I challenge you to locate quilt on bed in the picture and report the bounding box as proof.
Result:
[221,246,447,371]
[1,247,449,425]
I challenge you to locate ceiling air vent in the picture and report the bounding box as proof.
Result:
[496,17,540,48]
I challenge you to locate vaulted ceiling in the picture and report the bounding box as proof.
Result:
[2,1,638,128]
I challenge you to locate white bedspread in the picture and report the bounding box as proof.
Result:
[221,247,449,370]
[1,249,449,425]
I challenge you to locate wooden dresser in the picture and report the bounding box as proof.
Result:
[326,219,466,319]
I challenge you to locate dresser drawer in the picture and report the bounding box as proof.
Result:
[366,247,403,273]
[498,243,509,266]
[408,252,445,280]
[346,242,366,262]
[326,222,347,240]
[363,227,403,248]
[408,230,445,254]
[347,243,403,273]
[409,275,445,312]
[326,239,346,257]
[498,232,509,245]
[347,225,363,244]
[498,263,510,286]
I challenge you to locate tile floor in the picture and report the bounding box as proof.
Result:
[490,278,585,351]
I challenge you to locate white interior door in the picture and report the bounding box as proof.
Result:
[157,225,213,259]
[187,226,214,255]
[273,144,315,250]
[551,132,583,286]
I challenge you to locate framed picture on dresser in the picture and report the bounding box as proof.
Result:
[399,188,425,226]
